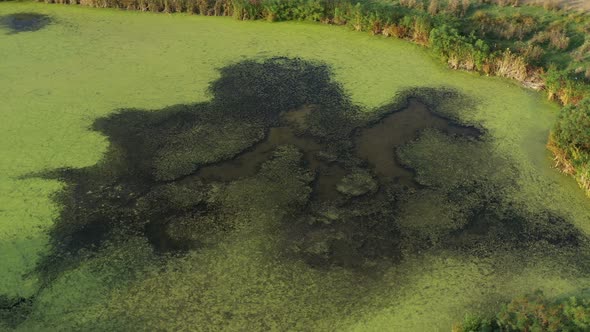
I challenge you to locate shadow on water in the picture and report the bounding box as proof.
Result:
[6,56,590,328]
[198,106,324,182]
[25,57,590,282]
[197,105,348,201]
[199,99,481,201]
[0,13,51,34]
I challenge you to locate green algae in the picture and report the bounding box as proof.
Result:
[1,2,590,330]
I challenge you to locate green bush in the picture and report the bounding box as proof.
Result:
[553,98,590,153]
[454,291,590,332]
[551,98,590,193]
[545,67,590,105]
[430,24,490,71]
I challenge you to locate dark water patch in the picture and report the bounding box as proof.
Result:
[448,205,584,252]
[19,57,590,332]
[198,106,347,201]
[283,105,315,128]
[196,96,477,205]
[198,124,322,182]
[0,13,51,33]
[32,58,355,266]
[198,130,347,201]
[0,295,33,328]
[34,55,586,281]
[284,181,407,269]
[356,99,480,187]
[387,87,483,127]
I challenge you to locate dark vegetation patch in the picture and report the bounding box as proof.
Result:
[28,57,590,291]
[444,185,583,251]
[0,13,51,33]
[0,295,33,329]
[35,57,358,274]
[2,56,586,329]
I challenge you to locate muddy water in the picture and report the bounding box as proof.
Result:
[199,100,479,200]
[197,126,322,181]
[198,106,347,200]
[356,99,480,187]
[197,106,316,182]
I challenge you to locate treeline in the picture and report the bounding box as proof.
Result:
[36,0,590,195]
[453,291,590,331]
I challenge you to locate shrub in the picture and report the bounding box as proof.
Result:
[430,25,490,71]
[454,291,590,332]
[572,41,590,62]
[497,292,590,331]
[517,42,545,66]
[544,67,589,105]
[553,98,590,152]
[232,0,263,20]
[461,0,470,16]
[551,98,590,193]
[471,12,538,41]
[412,14,432,44]
[451,314,496,332]
[447,0,460,15]
[532,23,570,50]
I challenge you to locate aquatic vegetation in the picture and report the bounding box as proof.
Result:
[0,12,50,33]
[12,58,585,329]
[36,58,343,260]
[33,58,482,271]
[2,2,590,330]
[0,296,32,329]
[335,169,377,197]
[34,0,590,195]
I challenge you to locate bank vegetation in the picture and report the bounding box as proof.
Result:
[453,291,590,332]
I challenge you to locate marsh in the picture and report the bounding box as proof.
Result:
[1,2,589,330]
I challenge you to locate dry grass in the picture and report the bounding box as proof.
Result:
[547,135,577,175]
[493,49,528,81]
[518,0,590,12]
[531,24,570,50]
[547,136,590,196]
